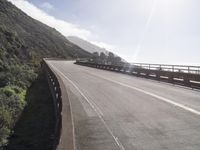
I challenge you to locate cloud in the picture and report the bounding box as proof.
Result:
[7,0,91,40]
[91,41,115,51]
[40,2,54,11]
[7,0,119,58]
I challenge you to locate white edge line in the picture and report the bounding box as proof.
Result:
[48,63,126,150]
[45,61,76,150]
[87,72,200,116]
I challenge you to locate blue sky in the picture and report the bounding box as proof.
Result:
[8,0,200,65]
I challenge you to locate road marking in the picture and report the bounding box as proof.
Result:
[49,64,126,150]
[86,71,200,116]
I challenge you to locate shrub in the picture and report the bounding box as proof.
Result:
[0,72,10,87]
[0,86,27,119]
[1,86,15,97]
[0,107,12,146]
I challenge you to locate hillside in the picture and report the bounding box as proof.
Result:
[67,36,110,55]
[0,0,91,62]
[0,0,91,147]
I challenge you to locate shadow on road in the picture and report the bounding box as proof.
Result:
[4,71,55,150]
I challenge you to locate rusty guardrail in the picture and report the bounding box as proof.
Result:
[42,59,75,150]
[75,61,200,89]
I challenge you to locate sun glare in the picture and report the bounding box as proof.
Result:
[132,0,189,61]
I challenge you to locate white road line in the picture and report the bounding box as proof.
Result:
[49,64,126,150]
[66,73,104,117]
[86,71,200,116]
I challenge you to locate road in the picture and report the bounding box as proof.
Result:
[47,60,200,150]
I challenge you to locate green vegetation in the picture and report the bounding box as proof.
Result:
[0,107,12,146]
[0,78,35,147]
[0,71,42,147]
[0,26,37,145]
[4,72,55,150]
[0,0,91,147]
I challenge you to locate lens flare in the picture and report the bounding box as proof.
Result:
[133,0,158,60]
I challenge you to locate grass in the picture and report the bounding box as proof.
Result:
[3,71,55,150]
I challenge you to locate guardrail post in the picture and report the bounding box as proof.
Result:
[168,75,174,83]
[156,72,160,80]
[172,65,174,72]
[137,71,140,76]
[184,77,191,87]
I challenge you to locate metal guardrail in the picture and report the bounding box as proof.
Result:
[75,61,200,89]
[130,63,200,75]
[42,60,62,150]
[43,59,75,150]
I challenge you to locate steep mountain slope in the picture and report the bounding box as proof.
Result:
[68,36,110,55]
[0,0,91,146]
[0,0,91,62]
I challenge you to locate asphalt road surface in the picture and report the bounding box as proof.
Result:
[47,60,200,150]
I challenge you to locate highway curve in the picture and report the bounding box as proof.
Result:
[46,60,200,150]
